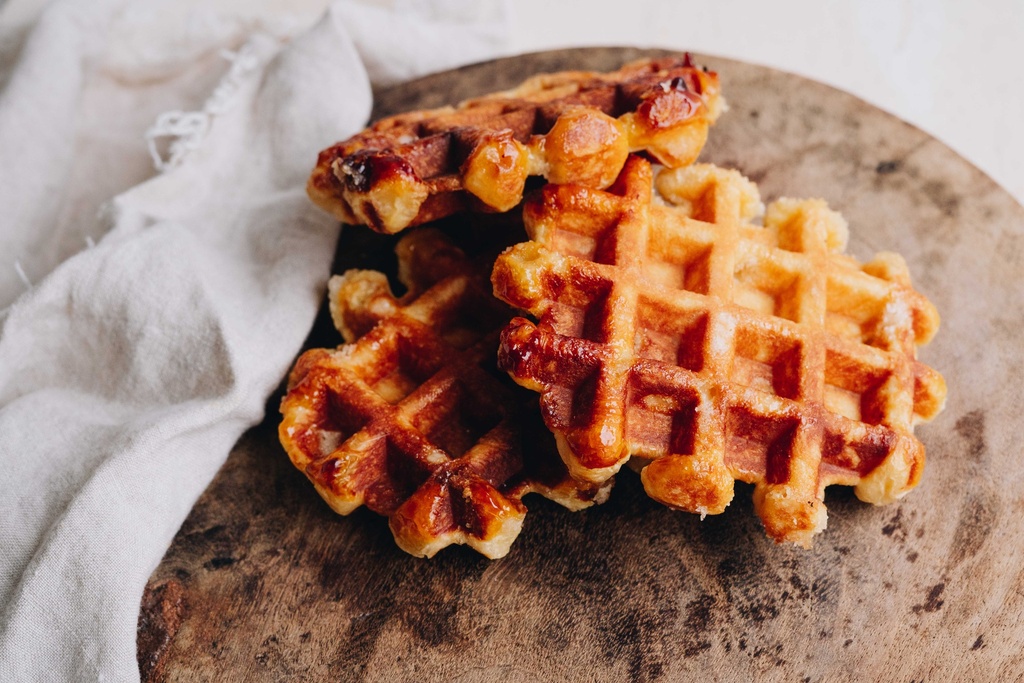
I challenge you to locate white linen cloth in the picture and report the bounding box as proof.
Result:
[0,0,507,680]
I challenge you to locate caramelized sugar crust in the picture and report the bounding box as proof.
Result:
[308,55,722,233]
[280,229,610,559]
[492,156,946,547]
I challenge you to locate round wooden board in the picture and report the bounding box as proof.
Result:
[138,48,1024,682]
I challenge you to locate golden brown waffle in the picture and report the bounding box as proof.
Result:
[308,55,722,234]
[279,228,610,559]
[492,156,946,547]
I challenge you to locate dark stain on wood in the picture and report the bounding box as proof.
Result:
[947,489,998,570]
[922,179,961,218]
[681,593,716,657]
[955,410,987,462]
[203,556,237,570]
[882,507,907,542]
[875,160,901,175]
[912,583,946,614]
[717,548,781,624]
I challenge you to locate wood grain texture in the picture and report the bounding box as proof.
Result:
[138,48,1024,682]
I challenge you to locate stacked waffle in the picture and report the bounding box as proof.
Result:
[281,55,946,558]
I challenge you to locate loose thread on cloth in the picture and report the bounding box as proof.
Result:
[144,40,262,172]
[2,235,98,322]
[12,261,31,290]
[0,261,32,321]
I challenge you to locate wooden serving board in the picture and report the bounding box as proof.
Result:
[138,48,1024,682]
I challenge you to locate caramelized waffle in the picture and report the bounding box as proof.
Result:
[308,55,723,234]
[492,157,946,547]
[279,228,610,558]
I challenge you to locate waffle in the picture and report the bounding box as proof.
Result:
[492,156,946,547]
[308,55,723,234]
[279,228,610,559]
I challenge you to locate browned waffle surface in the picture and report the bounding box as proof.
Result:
[492,156,946,547]
[308,55,722,234]
[279,228,610,559]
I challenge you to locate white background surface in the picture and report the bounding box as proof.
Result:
[3,0,1022,204]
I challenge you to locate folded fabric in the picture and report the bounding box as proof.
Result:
[0,0,507,680]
